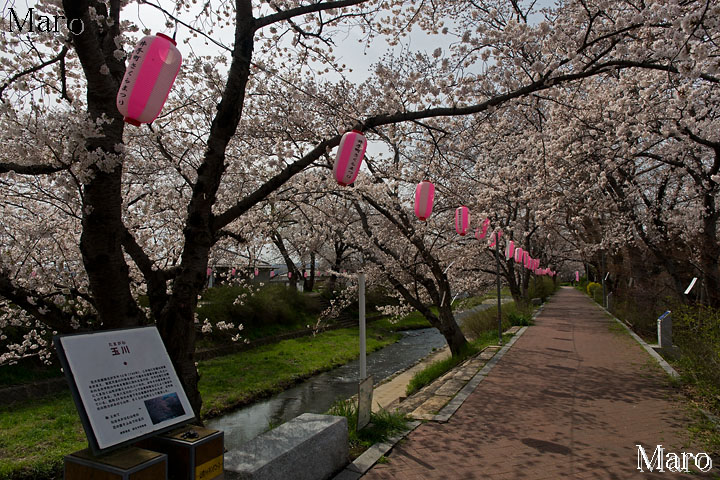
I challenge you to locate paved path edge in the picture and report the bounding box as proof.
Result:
[592,302,680,379]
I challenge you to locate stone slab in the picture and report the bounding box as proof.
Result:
[454,367,478,381]
[479,348,499,360]
[434,378,467,397]
[224,413,348,480]
[411,395,451,417]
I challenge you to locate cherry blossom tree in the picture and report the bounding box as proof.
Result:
[1,0,717,417]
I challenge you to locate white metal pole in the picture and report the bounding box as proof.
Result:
[359,273,366,380]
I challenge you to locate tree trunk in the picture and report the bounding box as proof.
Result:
[437,302,468,356]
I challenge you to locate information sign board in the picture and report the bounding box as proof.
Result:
[54,326,195,454]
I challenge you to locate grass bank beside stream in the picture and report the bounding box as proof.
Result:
[0,318,425,480]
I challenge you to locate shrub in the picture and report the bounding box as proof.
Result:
[529,277,557,302]
[462,302,532,339]
[586,282,601,297]
[196,284,323,341]
[673,305,720,411]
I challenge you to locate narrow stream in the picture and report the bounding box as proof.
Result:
[207,327,446,450]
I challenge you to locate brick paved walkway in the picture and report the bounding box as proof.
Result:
[363,287,716,479]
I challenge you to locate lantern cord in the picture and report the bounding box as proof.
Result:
[172,20,178,41]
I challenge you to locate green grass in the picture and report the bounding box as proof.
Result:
[0,322,401,480]
[0,394,86,480]
[327,398,409,459]
[405,331,512,396]
[372,311,432,331]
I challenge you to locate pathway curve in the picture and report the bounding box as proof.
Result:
[362,287,716,479]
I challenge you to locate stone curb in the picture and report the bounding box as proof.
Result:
[594,303,680,379]
[332,421,422,480]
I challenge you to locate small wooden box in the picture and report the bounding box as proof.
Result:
[136,425,223,480]
[65,446,167,480]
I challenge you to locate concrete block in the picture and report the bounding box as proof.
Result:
[224,413,348,480]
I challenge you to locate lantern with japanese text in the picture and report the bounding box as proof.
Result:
[333,130,367,186]
[414,180,435,221]
[455,206,470,236]
[116,33,182,126]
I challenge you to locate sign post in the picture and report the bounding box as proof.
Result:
[54,326,196,454]
[657,311,672,349]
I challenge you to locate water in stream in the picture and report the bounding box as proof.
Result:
[206,327,446,450]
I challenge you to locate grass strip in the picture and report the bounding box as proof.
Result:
[405,331,512,396]
[0,324,400,480]
[328,398,410,459]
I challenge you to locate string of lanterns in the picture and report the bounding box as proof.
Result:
[330,130,556,277]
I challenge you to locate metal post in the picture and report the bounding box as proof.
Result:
[495,239,502,345]
[358,273,366,380]
[601,252,606,308]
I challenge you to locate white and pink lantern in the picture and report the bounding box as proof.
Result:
[506,240,515,260]
[414,180,435,221]
[304,271,308,279]
[116,33,182,126]
[254,268,259,277]
[489,229,503,248]
[475,217,490,240]
[333,130,367,186]
[514,247,523,263]
[575,271,580,282]
[455,206,470,236]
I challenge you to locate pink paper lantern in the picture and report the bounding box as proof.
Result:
[576,271,580,282]
[505,240,515,259]
[414,180,435,221]
[455,206,470,236]
[475,217,490,240]
[333,130,367,186]
[488,229,502,248]
[231,267,236,276]
[288,272,292,278]
[116,33,182,126]
[270,270,276,278]
[304,271,308,278]
[514,247,523,263]
[206,267,212,276]
[254,268,259,277]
